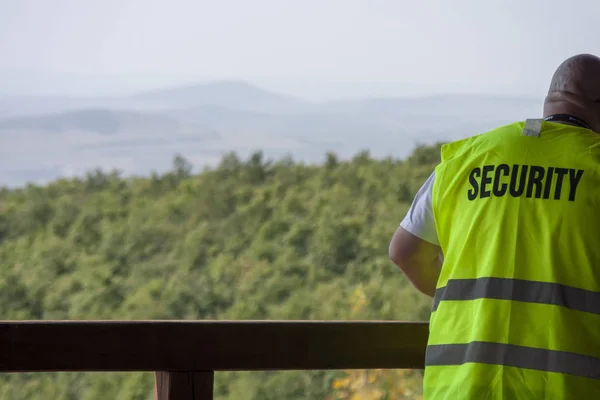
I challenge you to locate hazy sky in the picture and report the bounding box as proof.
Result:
[1,0,599,99]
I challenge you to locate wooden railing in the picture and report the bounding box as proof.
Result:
[0,320,429,400]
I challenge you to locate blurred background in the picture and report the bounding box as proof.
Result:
[0,0,598,399]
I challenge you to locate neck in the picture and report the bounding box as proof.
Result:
[543,91,598,132]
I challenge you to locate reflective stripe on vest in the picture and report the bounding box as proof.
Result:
[427,277,600,375]
[431,277,600,314]
[426,341,600,380]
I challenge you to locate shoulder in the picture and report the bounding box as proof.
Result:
[439,121,525,163]
[400,171,439,246]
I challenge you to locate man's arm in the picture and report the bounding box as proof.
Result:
[389,172,443,297]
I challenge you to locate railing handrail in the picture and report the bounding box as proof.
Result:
[0,320,429,372]
[1,320,430,399]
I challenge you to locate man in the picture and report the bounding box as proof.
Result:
[389,54,600,399]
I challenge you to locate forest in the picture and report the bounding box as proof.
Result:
[0,142,442,399]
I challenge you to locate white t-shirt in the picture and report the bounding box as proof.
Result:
[399,171,440,246]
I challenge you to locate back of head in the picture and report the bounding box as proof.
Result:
[544,53,600,133]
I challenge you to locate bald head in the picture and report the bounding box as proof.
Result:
[544,53,600,132]
[548,54,600,100]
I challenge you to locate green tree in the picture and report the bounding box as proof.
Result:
[0,143,442,399]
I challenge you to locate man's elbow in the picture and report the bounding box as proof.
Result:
[388,241,406,271]
[388,227,413,271]
[389,245,419,284]
[388,228,441,297]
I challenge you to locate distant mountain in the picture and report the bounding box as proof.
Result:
[128,81,309,113]
[0,109,192,135]
[0,108,218,187]
[0,81,542,121]
[0,81,545,187]
[164,105,397,138]
[321,94,542,119]
[0,96,100,119]
[164,94,541,141]
[0,81,310,118]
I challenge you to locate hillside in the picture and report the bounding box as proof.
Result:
[0,109,197,135]
[129,81,309,113]
[0,82,542,187]
[0,109,219,187]
[0,81,309,119]
[0,144,441,400]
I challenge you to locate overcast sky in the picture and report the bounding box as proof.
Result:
[1,0,599,99]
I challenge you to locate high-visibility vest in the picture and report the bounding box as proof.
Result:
[424,119,600,399]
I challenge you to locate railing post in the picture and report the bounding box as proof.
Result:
[154,371,214,400]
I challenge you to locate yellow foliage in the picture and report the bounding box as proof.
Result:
[330,368,422,400]
[351,286,368,314]
[328,286,424,399]
[332,377,350,389]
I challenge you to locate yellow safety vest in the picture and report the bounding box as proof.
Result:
[424,119,600,399]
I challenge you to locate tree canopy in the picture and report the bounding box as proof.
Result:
[0,143,443,399]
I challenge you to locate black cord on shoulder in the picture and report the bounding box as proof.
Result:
[544,114,592,130]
